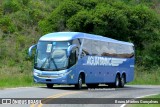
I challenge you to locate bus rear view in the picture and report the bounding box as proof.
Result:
[29,32,134,89]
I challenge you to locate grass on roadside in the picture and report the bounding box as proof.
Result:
[128,66,160,85]
[0,65,42,89]
[0,74,32,88]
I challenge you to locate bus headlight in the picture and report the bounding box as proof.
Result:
[60,70,72,77]
[60,73,64,77]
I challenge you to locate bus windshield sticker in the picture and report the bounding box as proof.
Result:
[46,44,52,53]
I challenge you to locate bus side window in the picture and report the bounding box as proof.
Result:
[82,39,91,57]
[81,50,87,58]
[92,40,100,56]
[69,49,78,66]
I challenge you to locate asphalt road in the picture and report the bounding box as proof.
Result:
[0,85,160,107]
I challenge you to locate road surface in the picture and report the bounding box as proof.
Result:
[0,85,160,107]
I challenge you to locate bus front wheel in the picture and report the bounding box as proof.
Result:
[75,75,82,90]
[46,84,54,88]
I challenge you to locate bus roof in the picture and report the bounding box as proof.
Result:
[39,32,133,46]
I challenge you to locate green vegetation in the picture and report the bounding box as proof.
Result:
[129,66,160,85]
[128,94,160,107]
[0,0,160,88]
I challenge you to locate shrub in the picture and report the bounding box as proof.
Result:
[142,41,160,68]
[127,4,160,50]
[0,16,16,34]
[2,0,21,14]
[67,10,94,33]
[38,0,82,34]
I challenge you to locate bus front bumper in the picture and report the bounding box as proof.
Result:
[33,75,68,84]
[33,69,76,84]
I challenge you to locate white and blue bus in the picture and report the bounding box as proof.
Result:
[29,32,134,89]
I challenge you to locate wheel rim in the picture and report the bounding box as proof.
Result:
[121,76,125,87]
[116,76,119,87]
[79,77,82,88]
[122,78,124,85]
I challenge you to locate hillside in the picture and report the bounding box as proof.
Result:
[0,0,160,87]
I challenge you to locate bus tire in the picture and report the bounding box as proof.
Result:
[46,84,54,88]
[114,74,120,88]
[120,74,125,88]
[75,75,82,90]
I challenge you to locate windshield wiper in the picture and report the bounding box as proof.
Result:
[50,58,58,71]
[40,56,50,69]
[39,56,58,71]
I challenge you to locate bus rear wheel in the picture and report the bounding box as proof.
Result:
[120,74,125,88]
[114,75,120,88]
[46,84,54,88]
[75,75,82,90]
[108,75,120,88]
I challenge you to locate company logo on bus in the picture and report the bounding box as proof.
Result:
[84,56,126,66]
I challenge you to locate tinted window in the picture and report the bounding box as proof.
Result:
[117,44,134,58]
[107,43,117,57]
[101,41,109,56]
[92,40,101,56]
[82,39,134,58]
[82,39,91,55]
[72,39,81,47]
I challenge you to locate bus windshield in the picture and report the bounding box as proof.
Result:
[35,41,70,71]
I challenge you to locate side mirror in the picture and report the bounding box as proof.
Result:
[67,44,78,57]
[28,44,37,57]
